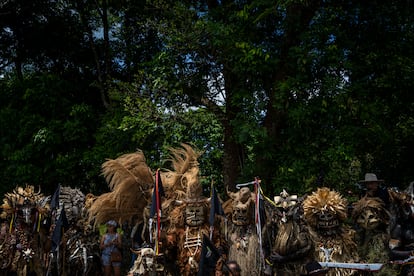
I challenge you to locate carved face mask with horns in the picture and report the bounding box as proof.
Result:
[228,187,255,226]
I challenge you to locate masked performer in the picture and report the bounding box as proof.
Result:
[351,196,394,275]
[128,246,161,276]
[165,144,227,275]
[223,186,263,275]
[303,187,359,276]
[388,183,414,275]
[1,185,50,276]
[263,189,313,275]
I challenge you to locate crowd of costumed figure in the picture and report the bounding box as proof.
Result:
[1,143,414,276]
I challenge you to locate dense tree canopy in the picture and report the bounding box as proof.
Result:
[1,0,413,199]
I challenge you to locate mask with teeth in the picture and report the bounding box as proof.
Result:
[228,187,255,226]
[356,208,380,230]
[303,187,348,237]
[232,201,253,226]
[317,211,340,235]
[185,204,206,226]
[352,196,389,231]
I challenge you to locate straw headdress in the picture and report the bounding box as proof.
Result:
[303,187,348,228]
[161,143,203,201]
[87,150,154,227]
[351,196,390,225]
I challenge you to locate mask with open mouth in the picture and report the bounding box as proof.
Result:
[303,187,348,237]
[227,187,255,226]
[232,203,252,226]
[317,211,340,235]
[352,197,389,231]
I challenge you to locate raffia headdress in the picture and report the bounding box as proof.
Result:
[303,187,348,227]
[162,143,203,202]
[87,150,154,227]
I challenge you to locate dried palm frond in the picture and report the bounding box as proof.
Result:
[87,151,154,227]
[102,151,153,190]
[167,143,201,175]
[162,143,202,194]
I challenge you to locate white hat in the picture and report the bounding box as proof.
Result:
[106,220,117,227]
[359,173,384,183]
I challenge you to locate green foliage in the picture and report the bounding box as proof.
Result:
[1,0,414,201]
[0,74,101,194]
[110,79,224,188]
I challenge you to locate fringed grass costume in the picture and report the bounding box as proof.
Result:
[262,190,313,276]
[303,187,359,276]
[351,196,394,275]
[224,187,262,275]
[164,144,227,275]
[388,185,414,275]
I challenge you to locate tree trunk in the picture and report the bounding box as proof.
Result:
[75,0,110,109]
[222,69,244,191]
[259,2,322,185]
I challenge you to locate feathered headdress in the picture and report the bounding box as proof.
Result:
[163,144,209,229]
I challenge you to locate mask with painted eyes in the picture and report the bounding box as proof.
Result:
[185,204,206,226]
[356,208,381,230]
[352,196,389,232]
[228,187,255,226]
[232,201,253,226]
[317,210,340,236]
